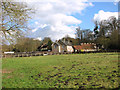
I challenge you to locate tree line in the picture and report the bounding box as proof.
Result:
[75,16,120,50]
[2,37,52,52]
[2,16,120,52]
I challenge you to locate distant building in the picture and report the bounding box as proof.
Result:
[52,39,74,53]
[73,43,98,52]
[37,44,49,51]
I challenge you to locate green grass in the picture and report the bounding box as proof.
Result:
[2,53,119,88]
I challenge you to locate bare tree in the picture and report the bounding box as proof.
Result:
[0,0,34,41]
[93,16,120,50]
[75,26,83,45]
[75,26,94,44]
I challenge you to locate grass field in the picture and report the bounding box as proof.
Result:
[2,53,119,88]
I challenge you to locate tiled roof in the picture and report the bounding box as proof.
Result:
[74,44,96,50]
[73,45,82,50]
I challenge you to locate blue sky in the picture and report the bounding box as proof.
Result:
[26,1,118,41]
[72,2,118,31]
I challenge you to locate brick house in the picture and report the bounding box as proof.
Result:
[52,39,74,53]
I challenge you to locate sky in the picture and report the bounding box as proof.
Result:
[73,2,118,30]
[24,0,119,41]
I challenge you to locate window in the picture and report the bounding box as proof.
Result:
[54,45,57,48]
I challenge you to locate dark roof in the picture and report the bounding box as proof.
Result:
[58,40,67,46]
[41,44,48,48]
[52,39,72,46]
[52,42,59,46]
[62,40,72,46]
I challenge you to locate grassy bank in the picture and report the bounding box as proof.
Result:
[2,53,119,88]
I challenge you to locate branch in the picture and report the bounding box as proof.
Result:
[0,24,18,31]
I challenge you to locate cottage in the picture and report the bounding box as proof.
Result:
[52,39,74,53]
[37,44,49,51]
[73,43,97,52]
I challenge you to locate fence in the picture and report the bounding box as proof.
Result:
[2,50,119,58]
[2,51,52,58]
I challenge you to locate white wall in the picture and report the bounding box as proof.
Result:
[67,46,74,52]
[4,52,14,54]
[83,49,97,51]
[59,46,61,53]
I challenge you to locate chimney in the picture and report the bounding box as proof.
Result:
[64,38,66,43]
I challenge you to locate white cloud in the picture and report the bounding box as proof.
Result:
[33,37,42,41]
[93,10,118,22]
[5,0,118,2]
[35,21,39,25]
[25,0,93,41]
[30,24,76,41]
[114,0,120,5]
[32,28,38,32]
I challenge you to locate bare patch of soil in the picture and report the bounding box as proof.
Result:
[0,69,13,74]
[6,75,12,79]
[1,69,13,79]
[112,60,120,62]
